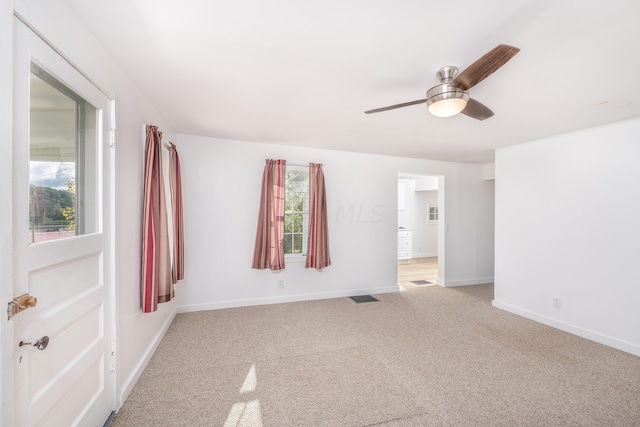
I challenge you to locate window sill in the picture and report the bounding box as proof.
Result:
[285,254,307,263]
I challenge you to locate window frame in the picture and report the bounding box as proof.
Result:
[28,62,100,244]
[428,206,439,222]
[284,165,309,261]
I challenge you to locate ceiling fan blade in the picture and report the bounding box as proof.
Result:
[461,98,494,120]
[452,44,520,91]
[364,99,426,114]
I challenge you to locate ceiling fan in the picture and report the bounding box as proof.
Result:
[364,44,520,120]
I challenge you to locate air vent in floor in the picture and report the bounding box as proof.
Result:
[349,295,379,303]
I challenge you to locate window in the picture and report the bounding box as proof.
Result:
[284,166,309,256]
[29,63,98,244]
[429,206,439,221]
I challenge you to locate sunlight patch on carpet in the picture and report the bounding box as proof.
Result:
[255,347,426,426]
[223,400,262,427]
[240,363,257,393]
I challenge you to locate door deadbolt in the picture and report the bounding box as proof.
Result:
[7,293,38,319]
[19,336,49,351]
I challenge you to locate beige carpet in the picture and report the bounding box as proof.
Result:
[112,284,640,426]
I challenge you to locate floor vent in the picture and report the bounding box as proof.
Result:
[411,280,432,285]
[349,295,379,303]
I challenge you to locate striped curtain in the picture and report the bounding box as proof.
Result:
[142,125,173,313]
[305,163,331,270]
[169,143,185,282]
[252,159,286,270]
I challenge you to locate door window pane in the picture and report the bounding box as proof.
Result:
[29,64,98,244]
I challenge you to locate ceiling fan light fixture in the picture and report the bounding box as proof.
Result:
[426,84,469,118]
[428,97,468,117]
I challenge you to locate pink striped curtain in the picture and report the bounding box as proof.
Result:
[305,163,331,270]
[169,143,185,282]
[142,125,173,313]
[252,159,286,270]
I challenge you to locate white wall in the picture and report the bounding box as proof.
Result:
[483,162,495,180]
[494,117,640,356]
[415,176,439,191]
[414,190,439,257]
[4,0,181,413]
[176,134,496,313]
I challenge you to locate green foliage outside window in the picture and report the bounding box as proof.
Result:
[29,178,76,232]
[429,206,438,221]
[284,169,309,255]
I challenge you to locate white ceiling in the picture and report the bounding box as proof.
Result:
[67,0,640,163]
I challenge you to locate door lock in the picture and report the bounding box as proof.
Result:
[19,336,49,351]
[7,294,37,319]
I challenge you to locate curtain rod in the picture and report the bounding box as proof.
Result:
[266,161,323,168]
[143,124,174,149]
[268,161,320,168]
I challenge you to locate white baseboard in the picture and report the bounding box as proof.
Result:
[177,286,400,313]
[443,276,494,287]
[118,308,176,407]
[492,300,640,357]
[411,252,438,258]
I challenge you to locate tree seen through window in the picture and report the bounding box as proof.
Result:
[284,168,309,255]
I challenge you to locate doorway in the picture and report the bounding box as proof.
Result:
[397,173,445,289]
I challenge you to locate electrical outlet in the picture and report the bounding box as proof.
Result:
[278,280,285,289]
[552,297,561,309]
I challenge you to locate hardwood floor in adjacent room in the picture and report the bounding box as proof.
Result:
[398,257,438,290]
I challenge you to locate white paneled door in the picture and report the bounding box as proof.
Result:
[10,18,114,426]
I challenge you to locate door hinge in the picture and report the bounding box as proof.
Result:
[110,351,116,372]
[109,128,116,148]
[7,294,38,320]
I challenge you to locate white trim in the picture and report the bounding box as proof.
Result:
[106,99,117,412]
[117,309,176,407]
[13,11,112,99]
[492,300,640,357]
[284,254,306,263]
[176,286,399,313]
[411,252,438,258]
[443,276,494,287]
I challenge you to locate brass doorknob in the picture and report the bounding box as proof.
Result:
[19,336,49,351]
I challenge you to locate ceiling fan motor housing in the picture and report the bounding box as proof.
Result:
[426,83,469,105]
[426,83,469,116]
[426,66,469,117]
